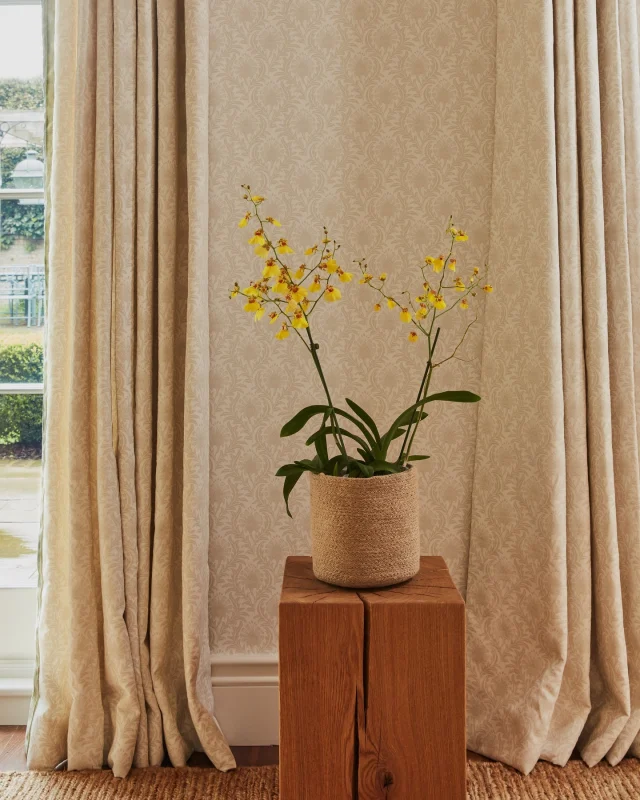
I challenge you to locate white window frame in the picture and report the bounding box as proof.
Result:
[0,0,45,724]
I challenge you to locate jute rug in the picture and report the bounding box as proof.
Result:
[1,759,640,799]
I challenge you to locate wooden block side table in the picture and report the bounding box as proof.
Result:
[279,555,465,800]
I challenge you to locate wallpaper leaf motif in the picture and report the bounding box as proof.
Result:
[208,0,496,652]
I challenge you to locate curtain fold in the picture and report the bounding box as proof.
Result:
[26,0,235,777]
[466,0,640,773]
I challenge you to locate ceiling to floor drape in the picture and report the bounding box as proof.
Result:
[26,0,640,778]
[26,0,235,777]
[466,0,640,773]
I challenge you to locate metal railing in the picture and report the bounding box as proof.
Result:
[0,265,45,327]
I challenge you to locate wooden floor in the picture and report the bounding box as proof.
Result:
[0,726,279,771]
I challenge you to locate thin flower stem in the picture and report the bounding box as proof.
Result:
[306,326,348,458]
[400,327,440,465]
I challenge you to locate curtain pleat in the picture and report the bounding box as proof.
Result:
[466,0,640,773]
[26,0,234,777]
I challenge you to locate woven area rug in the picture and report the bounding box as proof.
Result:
[1,759,640,799]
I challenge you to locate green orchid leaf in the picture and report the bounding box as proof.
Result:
[282,470,304,518]
[381,398,432,456]
[425,390,480,404]
[293,458,322,473]
[407,454,430,461]
[353,460,374,478]
[306,425,371,454]
[368,460,404,474]
[314,430,329,466]
[275,463,305,477]
[345,399,381,444]
[334,408,379,452]
[280,403,379,452]
[280,405,331,437]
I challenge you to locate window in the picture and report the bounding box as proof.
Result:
[0,1,44,589]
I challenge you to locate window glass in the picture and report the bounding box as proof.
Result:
[0,3,44,587]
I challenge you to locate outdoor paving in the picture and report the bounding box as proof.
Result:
[0,459,40,587]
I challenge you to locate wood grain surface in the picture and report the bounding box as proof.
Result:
[279,556,364,800]
[357,556,465,799]
[279,556,466,799]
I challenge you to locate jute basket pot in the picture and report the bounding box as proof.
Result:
[309,466,420,589]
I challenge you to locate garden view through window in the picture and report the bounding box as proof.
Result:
[0,2,44,587]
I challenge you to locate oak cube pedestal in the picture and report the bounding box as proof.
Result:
[279,556,466,800]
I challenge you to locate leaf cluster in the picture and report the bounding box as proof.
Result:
[276,391,479,516]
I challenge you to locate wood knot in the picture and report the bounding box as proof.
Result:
[383,771,394,787]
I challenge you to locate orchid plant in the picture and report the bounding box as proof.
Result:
[230,187,493,515]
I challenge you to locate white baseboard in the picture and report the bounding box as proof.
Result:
[212,653,279,745]
[0,654,280,745]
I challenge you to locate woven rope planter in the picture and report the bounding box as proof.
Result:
[310,467,420,588]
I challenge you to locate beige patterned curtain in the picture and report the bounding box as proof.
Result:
[25,0,235,777]
[466,0,640,773]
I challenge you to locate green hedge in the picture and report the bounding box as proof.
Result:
[0,78,46,251]
[0,344,43,447]
[0,78,44,111]
[0,146,45,251]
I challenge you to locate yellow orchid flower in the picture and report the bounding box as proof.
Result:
[265,216,281,226]
[230,283,240,298]
[424,256,435,266]
[460,298,469,310]
[244,285,260,296]
[243,299,261,313]
[248,230,266,245]
[399,308,412,323]
[305,245,318,256]
[454,278,466,291]
[415,305,428,319]
[272,280,289,294]
[292,312,309,329]
[300,298,310,312]
[408,331,419,342]
[262,260,279,279]
[427,290,437,305]
[322,236,331,244]
[446,224,468,241]
[276,238,294,254]
[254,307,265,322]
[448,258,457,272]
[472,266,480,279]
[359,273,373,284]
[275,324,289,340]
[387,298,395,309]
[338,270,353,283]
[326,258,339,274]
[309,277,322,293]
[289,285,308,304]
[432,256,445,273]
[379,273,387,281]
[293,265,306,280]
[238,212,251,228]
[285,298,299,313]
[482,284,494,293]
[433,294,446,310]
[373,303,382,312]
[255,243,270,258]
[268,311,279,324]
[251,195,265,203]
[324,285,342,302]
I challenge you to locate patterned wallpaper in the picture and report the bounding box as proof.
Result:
[208,0,497,654]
